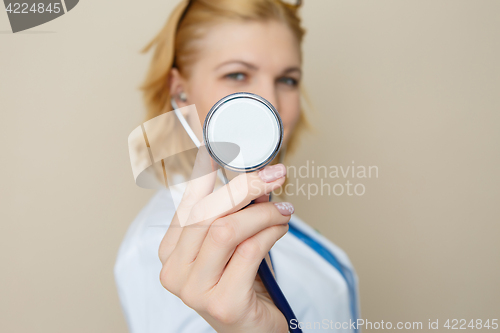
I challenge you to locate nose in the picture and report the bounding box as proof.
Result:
[249,80,279,112]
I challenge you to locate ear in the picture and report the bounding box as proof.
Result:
[168,68,189,108]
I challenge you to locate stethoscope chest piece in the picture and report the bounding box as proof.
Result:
[203,92,283,172]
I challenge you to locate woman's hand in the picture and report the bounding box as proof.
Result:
[158,150,293,333]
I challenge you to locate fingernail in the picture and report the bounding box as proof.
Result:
[258,164,286,183]
[274,202,295,215]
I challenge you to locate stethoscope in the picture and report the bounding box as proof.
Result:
[172,92,302,333]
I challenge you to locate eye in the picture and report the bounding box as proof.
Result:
[278,76,299,87]
[225,72,247,81]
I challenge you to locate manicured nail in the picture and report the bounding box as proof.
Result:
[258,164,286,183]
[274,202,294,215]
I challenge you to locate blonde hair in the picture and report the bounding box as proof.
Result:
[140,0,308,178]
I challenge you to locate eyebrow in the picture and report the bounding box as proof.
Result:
[282,67,302,76]
[215,60,302,76]
[215,60,258,71]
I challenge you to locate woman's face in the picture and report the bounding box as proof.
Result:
[170,19,302,145]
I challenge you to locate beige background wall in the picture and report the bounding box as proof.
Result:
[1,0,498,332]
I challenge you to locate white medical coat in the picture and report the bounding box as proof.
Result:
[114,188,360,332]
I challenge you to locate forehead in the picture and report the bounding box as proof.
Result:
[195,20,301,70]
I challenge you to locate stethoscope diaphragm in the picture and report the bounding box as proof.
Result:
[203,92,283,172]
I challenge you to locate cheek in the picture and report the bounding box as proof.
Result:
[187,78,234,124]
[279,95,301,143]
[186,83,215,125]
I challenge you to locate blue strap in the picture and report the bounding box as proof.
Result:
[287,221,359,333]
[258,258,303,333]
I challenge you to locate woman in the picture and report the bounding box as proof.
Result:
[115,0,359,332]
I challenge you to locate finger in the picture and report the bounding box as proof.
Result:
[188,202,293,289]
[188,163,287,226]
[217,222,289,298]
[253,194,270,204]
[172,164,286,263]
[159,146,217,264]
